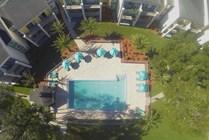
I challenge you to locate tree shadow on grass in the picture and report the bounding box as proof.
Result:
[146,48,158,59]
[65,109,162,140]
[66,119,143,140]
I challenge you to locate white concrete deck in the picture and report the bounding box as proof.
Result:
[49,43,149,120]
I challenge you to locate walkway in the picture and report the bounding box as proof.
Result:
[151,92,164,103]
[15,92,29,100]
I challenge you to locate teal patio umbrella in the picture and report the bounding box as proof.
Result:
[137,83,148,92]
[96,48,106,57]
[74,52,83,63]
[109,48,118,57]
[62,59,71,71]
[137,71,148,80]
[50,72,58,79]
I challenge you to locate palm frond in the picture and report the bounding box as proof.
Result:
[51,21,64,35]
[52,33,72,52]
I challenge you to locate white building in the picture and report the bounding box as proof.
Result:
[116,0,174,28]
[62,0,103,22]
[0,21,31,83]
[160,0,209,43]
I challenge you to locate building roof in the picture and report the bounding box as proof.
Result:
[179,0,205,26]
[29,86,54,107]
[0,39,9,65]
[0,0,49,30]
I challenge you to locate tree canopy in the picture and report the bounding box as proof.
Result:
[52,33,72,52]
[21,70,36,88]
[51,21,64,35]
[0,98,62,140]
[131,33,150,52]
[151,32,209,134]
[79,17,97,36]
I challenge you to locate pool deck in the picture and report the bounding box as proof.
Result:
[48,43,150,121]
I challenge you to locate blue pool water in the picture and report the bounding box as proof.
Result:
[68,77,127,111]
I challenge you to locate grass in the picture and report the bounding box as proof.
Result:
[150,81,164,96]
[142,99,207,140]
[22,99,30,106]
[79,22,170,49]
[13,85,32,95]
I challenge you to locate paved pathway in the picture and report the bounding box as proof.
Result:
[15,92,29,100]
[151,92,164,103]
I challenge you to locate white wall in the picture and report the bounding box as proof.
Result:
[0,17,29,50]
[117,0,124,19]
[198,29,209,45]
[159,0,180,32]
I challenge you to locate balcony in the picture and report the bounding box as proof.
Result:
[123,9,139,16]
[83,0,100,5]
[65,0,81,5]
[68,10,83,17]
[85,11,100,17]
[40,15,55,27]
[66,5,82,10]
[26,15,55,37]
[31,32,48,45]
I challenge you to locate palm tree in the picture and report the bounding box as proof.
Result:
[51,21,64,35]
[52,33,72,52]
[79,17,97,36]
[21,70,36,88]
[131,34,150,53]
[141,110,160,132]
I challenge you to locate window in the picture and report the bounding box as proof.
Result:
[26,23,35,30]
[39,12,47,20]
[2,58,15,71]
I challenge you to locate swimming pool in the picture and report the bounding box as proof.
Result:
[68,77,127,111]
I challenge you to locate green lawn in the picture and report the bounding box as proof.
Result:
[142,99,207,140]
[80,22,169,49]
[151,81,164,96]
[22,99,30,106]
[13,85,32,95]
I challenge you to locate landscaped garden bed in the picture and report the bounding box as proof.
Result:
[121,38,148,63]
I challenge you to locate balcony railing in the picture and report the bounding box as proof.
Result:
[123,9,139,16]
[40,15,55,27]
[27,15,54,37]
